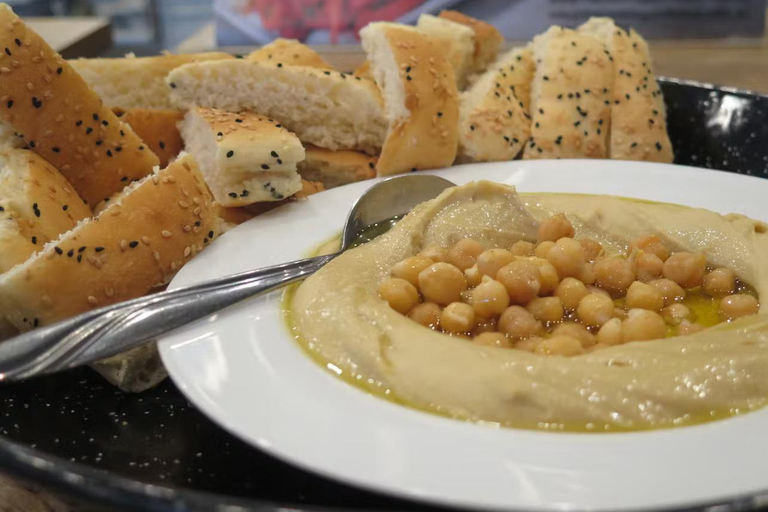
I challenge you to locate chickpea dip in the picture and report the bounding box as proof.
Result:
[291,181,768,431]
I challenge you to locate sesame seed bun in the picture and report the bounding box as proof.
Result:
[246,38,333,70]
[297,144,376,189]
[115,108,184,168]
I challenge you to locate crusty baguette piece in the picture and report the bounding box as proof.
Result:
[523,27,613,160]
[69,52,233,111]
[116,108,184,168]
[438,10,503,75]
[247,38,333,70]
[360,22,459,176]
[416,14,475,88]
[167,59,387,154]
[458,47,533,162]
[297,144,376,189]
[0,154,218,331]
[0,4,160,205]
[180,107,305,207]
[0,148,91,273]
[579,18,673,162]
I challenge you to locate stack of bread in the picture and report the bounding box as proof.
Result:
[0,1,674,392]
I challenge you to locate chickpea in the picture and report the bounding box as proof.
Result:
[441,302,476,333]
[510,240,535,257]
[496,260,542,304]
[464,265,482,287]
[418,262,467,305]
[418,244,447,262]
[476,248,515,278]
[392,256,433,287]
[594,256,635,295]
[473,317,498,335]
[678,319,705,336]
[473,332,512,348]
[530,258,560,295]
[546,237,586,279]
[662,252,706,288]
[534,335,584,356]
[514,337,541,352]
[629,234,670,261]
[534,240,555,259]
[378,278,420,314]
[537,214,575,243]
[622,309,666,342]
[576,293,615,327]
[634,252,664,283]
[408,302,442,328]
[555,277,589,311]
[578,262,596,285]
[596,318,623,346]
[703,268,736,298]
[648,278,686,306]
[661,303,691,326]
[626,281,664,311]
[587,285,611,298]
[552,322,596,348]
[526,296,564,323]
[580,239,603,262]
[472,276,510,318]
[498,305,544,340]
[720,294,759,320]
[447,238,485,271]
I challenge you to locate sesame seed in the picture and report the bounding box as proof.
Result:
[153,251,161,261]
[184,247,191,257]
[120,239,128,250]
[88,296,98,305]
[105,287,114,297]
[162,230,172,238]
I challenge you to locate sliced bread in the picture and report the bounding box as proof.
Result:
[247,38,333,70]
[115,108,184,168]
[416,14,475,88]
[438,10,503,75]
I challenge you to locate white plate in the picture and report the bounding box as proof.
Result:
[158,160,768,511]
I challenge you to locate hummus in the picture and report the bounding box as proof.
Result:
[292,181,768,431]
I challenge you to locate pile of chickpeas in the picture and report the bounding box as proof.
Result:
[377,214,760,356]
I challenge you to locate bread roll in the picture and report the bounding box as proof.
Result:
[115,108,184,168]
[579,18,673,162]
[523,27,612,160]
[0,148,90,273]
[297,145,376,189]
[458,47,533,162]
[360,22,459,176]
[247,38,333,70]
[416,14,475,88]
[180,107,305,207]
[438,10,503,75]
[0,4,161,206]
[0,154,218,331]
[167,59,387,154]
[70,52,233,111]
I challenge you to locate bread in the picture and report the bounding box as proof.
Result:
[297,145,376,189]
[416,14,475,88]
[579,17,673,162]
[115,108,184,168]
[179,107,305,207]
[247,38,333,70]
[360,22,459,176]
[523,27,612,160]
[458,47,533,162]
[69,52,233,111]
[167,59,388,154]
[0,154,218,330]
[0,148,91,273]
[353,60,373,80]
[438,10,503,75]
[0,119,21,151]
[0,4,161,206]
[91,342,167,393]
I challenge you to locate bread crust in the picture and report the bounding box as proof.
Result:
[115,108,184,168]
[297,144,376,189]
[438,10,503,74]
[247,38,333,70]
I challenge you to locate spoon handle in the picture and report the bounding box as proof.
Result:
[0,253,337,382]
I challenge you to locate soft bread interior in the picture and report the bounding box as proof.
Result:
[416,14,475,87]
[359,23,410,123]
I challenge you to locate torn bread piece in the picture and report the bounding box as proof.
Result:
[70,52,233,111]
[438,10,503,75]
[116,108,184,168]
[0,4,160,205]
[416,14,475,88]
[360,22,459,176]
[579,17,673,162]
[458,47,533,162]
[247,38,333,70]
[297,145,376,189]
[523,27,612,160]
[167,59,387,154]
[180,107,305,207]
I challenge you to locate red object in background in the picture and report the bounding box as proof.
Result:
[246,0,424,43]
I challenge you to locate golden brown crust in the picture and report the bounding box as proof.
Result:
[353,60,373,80]
[0,4,160,205]
[216,179,325,227]
[247,39,333,70]
[438,10,503,73]
[0,155,218,330]
[115,108,184,168]
[297,144,376,189]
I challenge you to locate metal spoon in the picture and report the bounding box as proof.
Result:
[0,174,456,381]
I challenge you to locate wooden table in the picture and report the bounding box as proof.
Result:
[27,17,112,59]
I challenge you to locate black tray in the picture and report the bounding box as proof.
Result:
[1,79,768,512]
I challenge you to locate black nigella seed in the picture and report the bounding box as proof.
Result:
[170,82,177,88]
[543,75,549,81]
[574,121,581,127]
[95,246,105,252]
[106,150,112,157]
[102,120,109,126]
[121,176,128,182]
[503,136,510,142]
[625,94,630,100]
[67,249,74,257]
[93,113,99,121]
[159,141,165,150]
[31,236,36,244]
[324,71,331,75]
[538,108,544,114]
[3,47,9,56]
[228,192,237,198]
[62,204,68,211]
[56,66,63,75]
[368,162,375,169]
[557,94,562,99]
[52,146,60,153]
[120,130,125,136]
[115,146,122,152]
[14,38,21,47]
[95,140,103,146]
[277,158,282,164]
[31,97,42,108]
[194,220,201,227]
[29,140,35,148]
[270,150,279,157]
[227,150,234,158]
[406,75,412,81]
[76,120,83,126]
[209,230,214,238]
[277,63,283,67]
[261,164,269,170]
[437,111,443,117]
[470,125,475,131]
[86,127,93,135]
[655,142,662,151]
[275,124,281,128]
[411,168,417,173]
[241,190,249,197]
[235,119,243,123]
[77,255,82,263]
[34,318,39,327]
[78,246,86,253]
[555,136,562,145]
[6,100,12,109]
[129,241,139,248]
[54,247,63,255]
[568,93,573,99]
[405,66,412,73]
[535,122,539,128]
[631,142,638,148]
